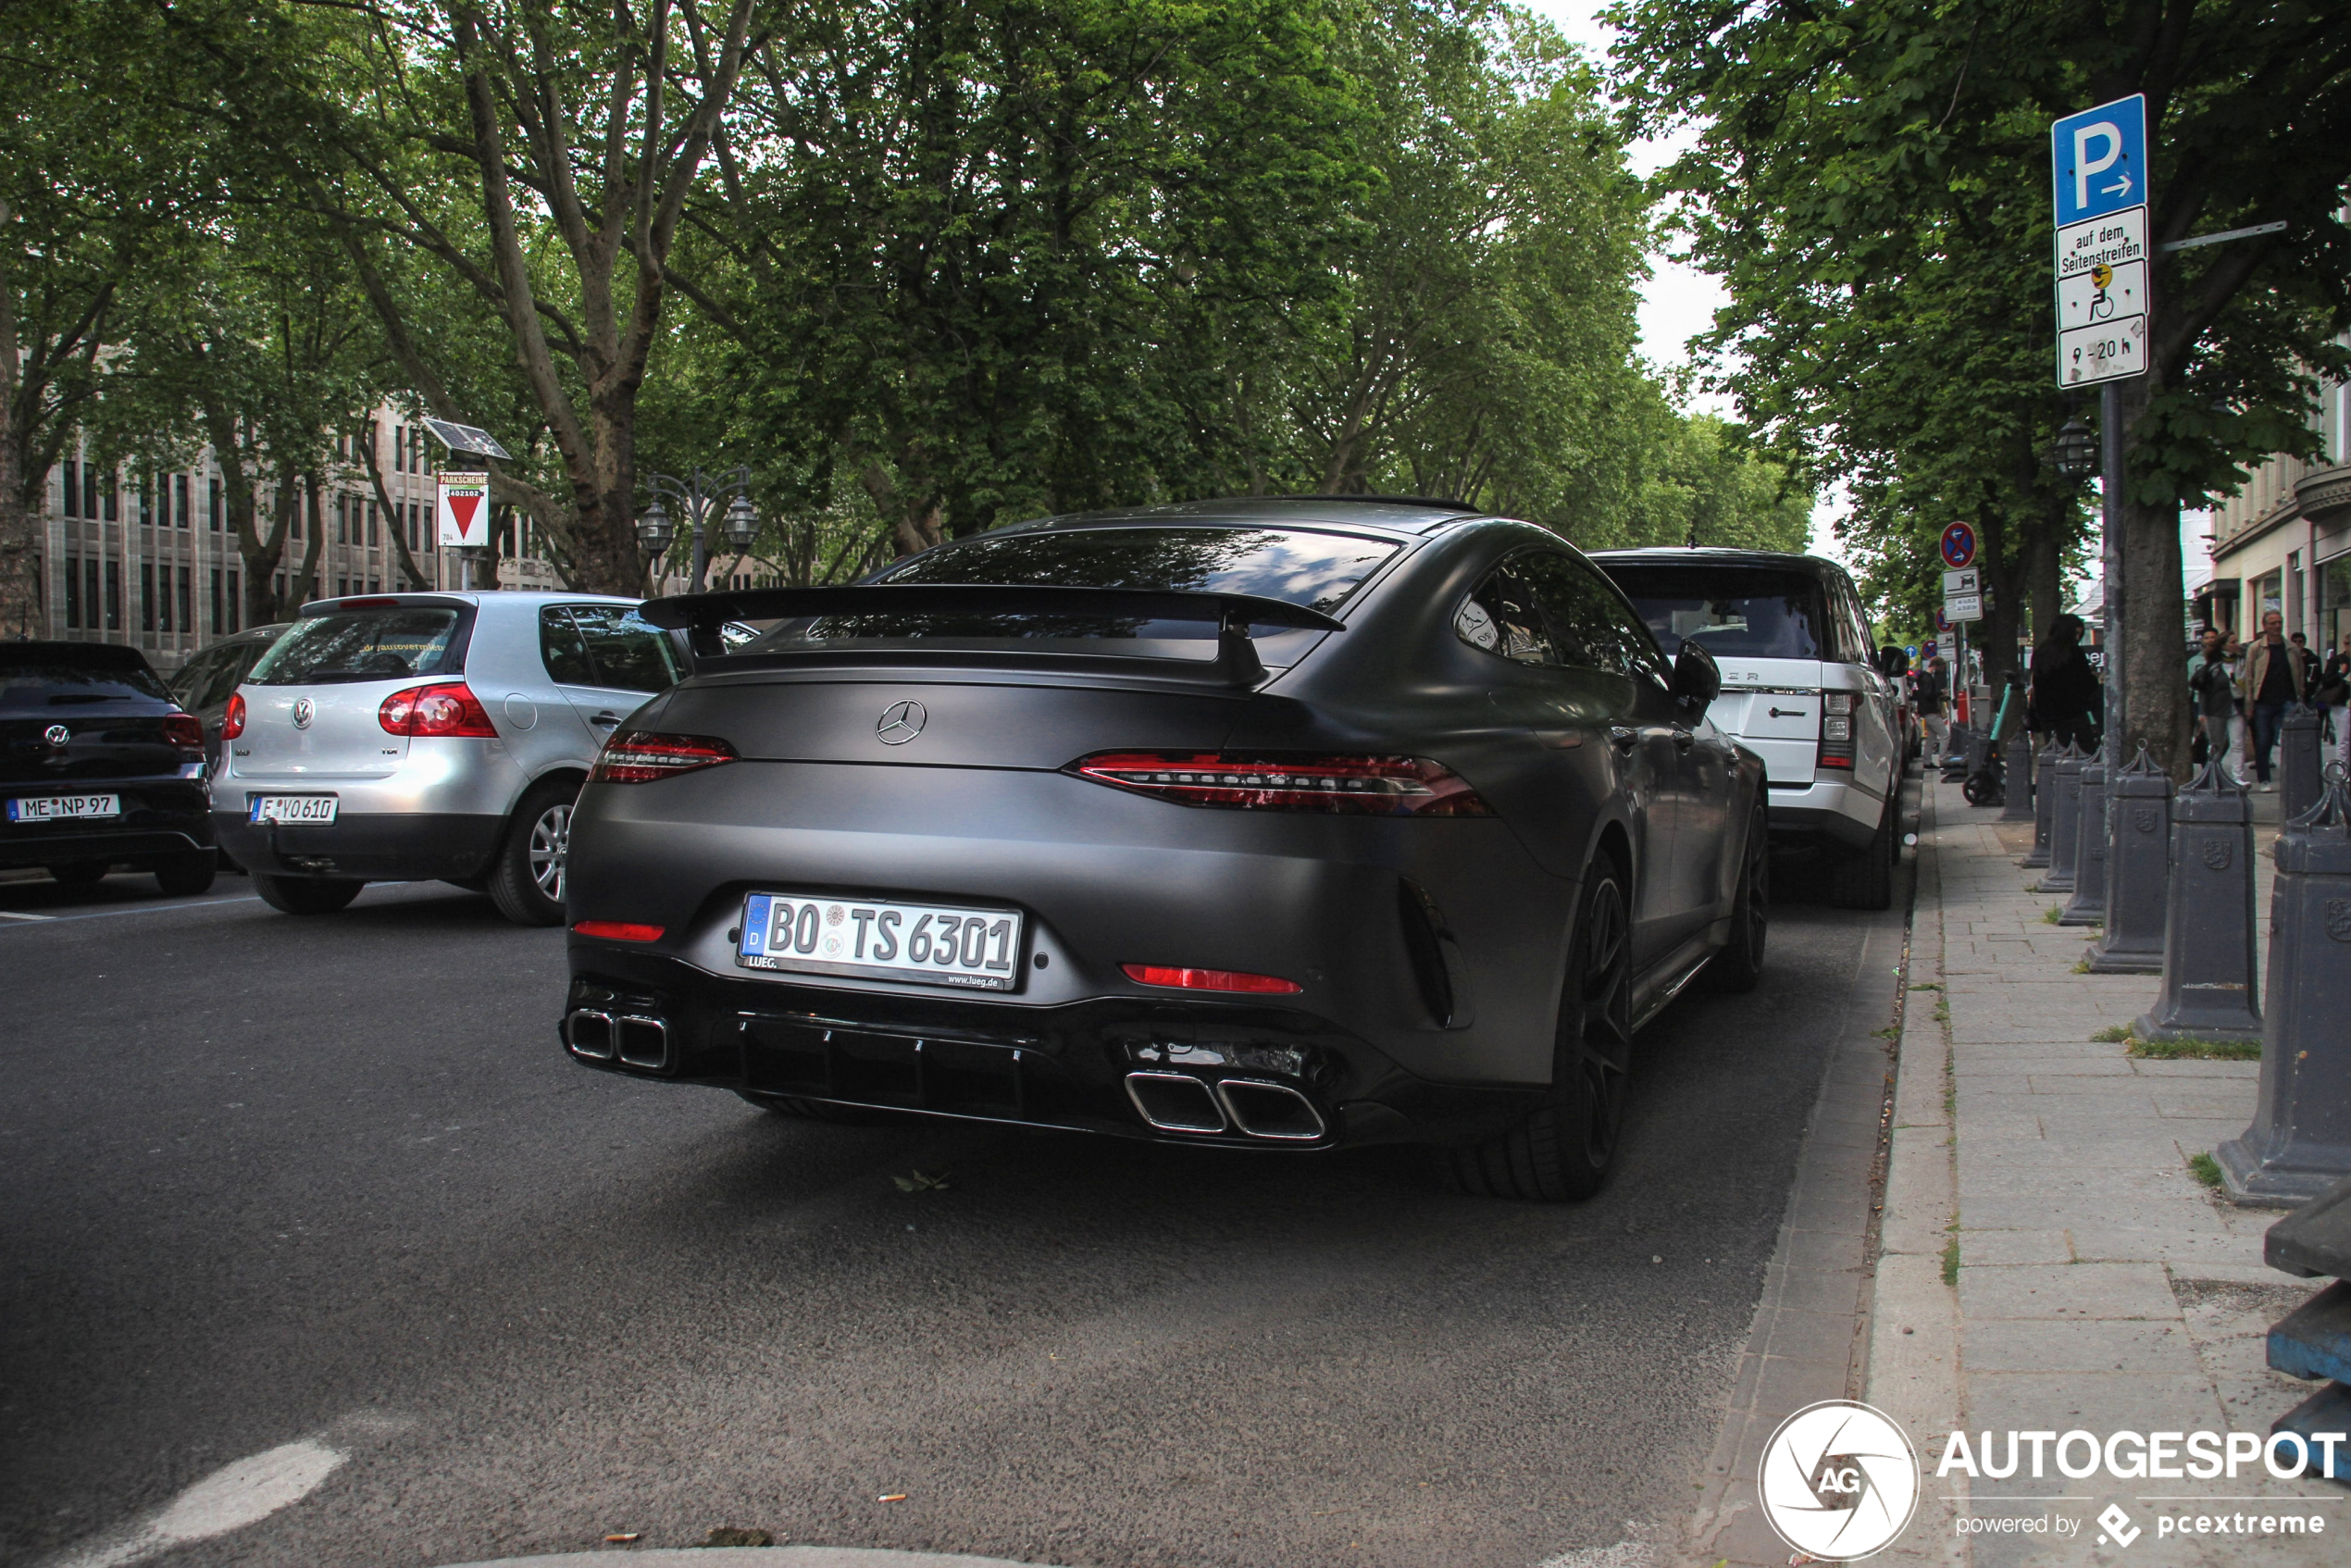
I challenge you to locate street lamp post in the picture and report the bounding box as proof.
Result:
[636,467,760,595]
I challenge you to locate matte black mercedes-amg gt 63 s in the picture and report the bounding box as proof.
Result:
[560,497,1769,1200]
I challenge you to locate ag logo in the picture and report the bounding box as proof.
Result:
[1759,1400,1919,1561]
[2201,836,2233,872]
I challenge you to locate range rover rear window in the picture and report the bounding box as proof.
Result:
[1603,566,1830,662]
[248,607,466,685]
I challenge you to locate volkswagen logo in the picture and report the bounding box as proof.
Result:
[876,699,927,745]
[43,724,69,746]
[292,697,315,730]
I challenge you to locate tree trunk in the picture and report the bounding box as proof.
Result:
[2024,510,2064,645]
[0,206,31,638]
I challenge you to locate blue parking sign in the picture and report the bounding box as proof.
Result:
[2052,95,2146,227]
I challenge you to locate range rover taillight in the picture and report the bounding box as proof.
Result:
[590,731,739,784]
[1068,752,1492,816]
[1818,691,1856,770]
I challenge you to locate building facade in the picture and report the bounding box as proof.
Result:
[31,408,559,671]
[2204,347,2351,656]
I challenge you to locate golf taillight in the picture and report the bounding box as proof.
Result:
[162,713,204,759]
[221,692,245,740]
[590,731,739,784]
[1818,691,1856,770]
[379,682,499,738]
[1122,963,1303,995]
[1069,752,1492,816]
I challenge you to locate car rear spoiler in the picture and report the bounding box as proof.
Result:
[637,584,1346,687]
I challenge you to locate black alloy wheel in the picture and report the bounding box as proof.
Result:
[154,852,218,898]
[252,873,366,915]
[1445,865,1635,1201]
[1704,801,1770,993]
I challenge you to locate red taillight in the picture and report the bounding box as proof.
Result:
[573,921,665,942]
[1070,752,1492,816]
[379,682,499,738]
[162,712,204,758]
[221,691,245,740]
[1121,963,1303,995]
[1817,691,1856,770]
[590,731,738,784]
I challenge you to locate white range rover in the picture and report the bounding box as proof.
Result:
[1592,547,1904,909]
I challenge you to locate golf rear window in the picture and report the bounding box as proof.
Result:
[1604,566,1830,661]
[752,526,1398,648]
[0,647,172,709]
[249,608,465,685]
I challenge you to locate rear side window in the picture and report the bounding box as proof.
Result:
[0,648,172,708]
[542,604,680,692]
[167,648,225,708]
[249,608,464,685]
[1455,552,1666,681]
[1605,566,1831,661]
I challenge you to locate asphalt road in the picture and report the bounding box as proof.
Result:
[1,830,1909,1568]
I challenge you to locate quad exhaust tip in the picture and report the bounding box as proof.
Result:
[566,1008,669,1071]
[1126,1071,1226,1134]
[1124,1071,1326,1141]
[1215,1077,1327,1141]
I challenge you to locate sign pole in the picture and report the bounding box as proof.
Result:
[2100,381,2125,772]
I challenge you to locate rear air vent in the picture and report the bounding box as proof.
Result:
[1397,878,1455,1026]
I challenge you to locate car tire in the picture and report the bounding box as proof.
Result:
[487,779,578,927]
[1703,800,1770,993]
[1443,863,1634,1202]
[252,873,366,914]
[155,852,218,898]
[48,861,107,888]
[1826,794,1897,911]
[734,1090,899,1124]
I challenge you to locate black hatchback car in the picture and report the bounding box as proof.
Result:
[560,498,1769,1200]
[1,643,216,895]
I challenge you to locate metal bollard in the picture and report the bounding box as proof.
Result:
[2085,745,2171,973]
[2059,755,2109,925]
[2022,742,2058,867]
[2138,754,2263,1041]
[2219,768,2351,1204]
[2283,703,2325,822]
[2041,742,2085,892]
[1999,730,2035,822]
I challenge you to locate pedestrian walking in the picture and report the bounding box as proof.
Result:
[2319,634,2351,773]
[2027,614,2101,753]
[2242,609,2313,790]
[1916,655,1950,762]
[2189,627,2235,772]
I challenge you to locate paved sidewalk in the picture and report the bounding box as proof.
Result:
[1866,776,2342,1568]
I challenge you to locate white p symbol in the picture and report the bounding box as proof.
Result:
[2073,121,2122,209]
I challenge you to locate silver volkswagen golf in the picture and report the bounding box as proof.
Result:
[210,592,684,923]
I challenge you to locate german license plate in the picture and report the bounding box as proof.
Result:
[6,793,120,822]
[739,890,1025,991]
[249,794,339,825]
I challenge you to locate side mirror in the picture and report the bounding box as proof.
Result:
[1672,640,1721,712]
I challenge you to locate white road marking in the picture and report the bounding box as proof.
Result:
[0,895,262,927]
[44,1438,345,1568]
[0,909,56,920]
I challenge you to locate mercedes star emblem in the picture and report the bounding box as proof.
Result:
[876,699,927,745]
[43,724,69,746]
[292,697,315,730]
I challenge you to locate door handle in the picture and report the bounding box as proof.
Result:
[591,712,621,728]
[1609,726,1638,751]
[1672,728,1696,750]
